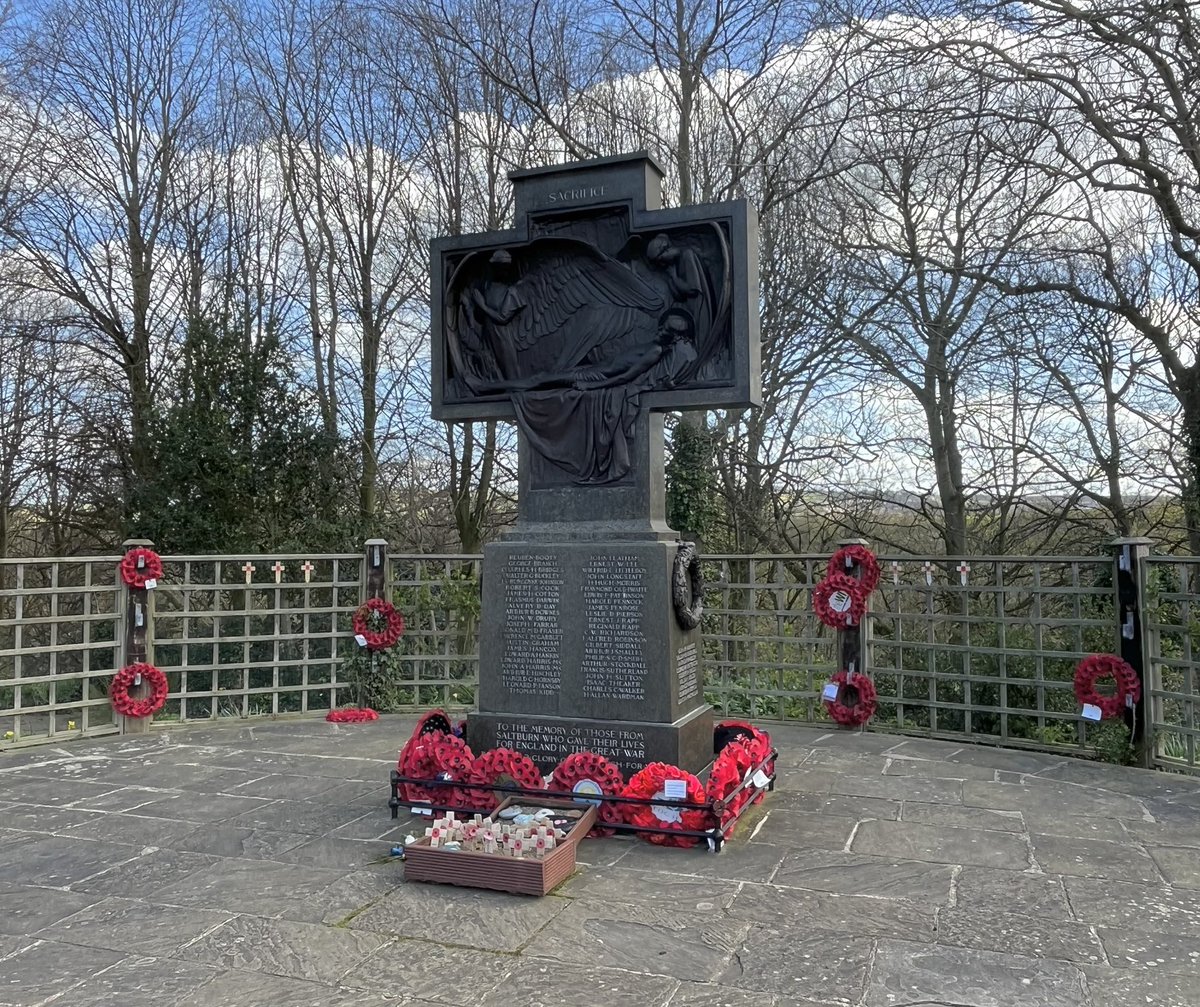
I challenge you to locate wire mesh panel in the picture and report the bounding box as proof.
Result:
[389,554,482,711]
[152,555,362,721]
[1145,556,1200,771]
[702,555,838,722]
[870,556,1114,750]
[0,557,122,745]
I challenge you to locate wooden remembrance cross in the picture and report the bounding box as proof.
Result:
[431,152,760,776]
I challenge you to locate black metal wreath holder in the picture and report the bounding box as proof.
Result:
[389,747,777,853]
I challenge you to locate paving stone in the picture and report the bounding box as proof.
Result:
[747,810,854,852]
[769,767,839,794]
[0,803,106,834]
[882,738,967,760]
[883,756,997,780]
[72,786,195,813]
[1036,761,1200,800]
[149,858,348,916]
[798,750,892,774]
[945,746,1068,774]
[868,938,1088,1006]
[1031,834,1164,883]
[0,777,124,808]
[1124,819,1200,850]
[0,938,124,1005]
[127,791,279,823]
[729,882,937,939]
[225,772,349,800]
[954,867,1072,920]
[851,819,1030,869]
[330,810,405,840]
[614,839,788,882]
[0,884,100,936]
[172,969,410,1007]
[343,939,512,1003]
[60,955,220,1006]
[829,774,964,804]
[227,801,379,836]
[0,835,141,887]
[665,983,781,1007]
[36,897,230,956]
[298,869,404,926]
[479,959,678,1007]
[1141,797,1200,825]
[1146,845,1200,888]
[1021,810,1131,842]
[900,801,1024,832]
[73,847,221,897]
[524,901,750,981]
[964,780,1147,820]
[576,836,639,867]
[178,914,385,984]
[348,882,569,952]
[769,791,900,819]
[1097,927,1200,974]
[170,823,312,859]
[1082,964,1200,1007]
[58,812,200,848]
[716,923,873,999]
[556,866,739,912]
[936,906,1106,963]
[772,849,956,902]
[1064,876,1200,934]
[804,730,899,754]
[277,836,394,872]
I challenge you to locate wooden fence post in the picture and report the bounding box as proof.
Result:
[1111,536,1154,767]
[117,538,155,735]
[364,538,389,602]
[837,538,873,718]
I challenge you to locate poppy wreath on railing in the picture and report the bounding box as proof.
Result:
[551,752,627,836]
[351,597,405,650]
[622,762,708,847]
[470,748,545,810]
[707,738,755,835]
[326,708,379,723]
[109,662,168,718]
[812,572,868,629]
[824,669,878,727]
[119,548,163,590]
[827,544,881,594]
[1073,654,1141,720]
[714,720,775,804]
[398,729,475,807]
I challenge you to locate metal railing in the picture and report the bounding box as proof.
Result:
[3,539,1198,773]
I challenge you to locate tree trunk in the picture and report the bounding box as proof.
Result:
[1182,361,1200,558]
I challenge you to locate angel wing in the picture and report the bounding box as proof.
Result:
[500,238,667,375]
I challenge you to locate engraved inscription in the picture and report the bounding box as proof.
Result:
[500,554,564,695]
[677,642,700,703]
[581,554,647,701]
[494,720,648,764]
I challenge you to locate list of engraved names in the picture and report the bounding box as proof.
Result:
[581,554,647,700]
[500,554,563,695]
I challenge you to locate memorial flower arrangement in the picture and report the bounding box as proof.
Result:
[1074,654,1141,720]
[823,669,878,727]
[119,547,163,590]
[621,762,708,847]
[827,544,881,593]
[551,752,627,836]
[812,572,868,629]
[352,597,406,650]
[706,738,755,835]
[326,707,379,723]
[109,663,169,718]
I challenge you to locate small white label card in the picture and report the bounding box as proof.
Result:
[144,578,157,590]
[822,682,840,700]
[354,634,368,647]
[1081,703,1103,721]
[412,802,433,816]
[751,769,772,788]
[663,779,688,800]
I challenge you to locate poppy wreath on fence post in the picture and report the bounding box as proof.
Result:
[824,669,878,727]
[551,752,627,836]
[827,544,881,594]
[119,548,163,590]
[1073,654,1141,720]
[812,572,867,629]
[707,738,755,835]
[109,663,169,718]
[470,748,545,810]
[351,597,405,650]
[621,762,708,847]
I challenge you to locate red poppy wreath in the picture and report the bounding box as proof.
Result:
[813,573,867,629]
[622,762,708,847]
[707,738,755,835]
[119,548,163,590]
[551,752,627,836]
[352,597,405,650]
[827,544,881,594]
[397,729,476,808]
[109,663,168,718]
[1073,654,1141,720]
[824,669,877,727]
[326,708,379,723]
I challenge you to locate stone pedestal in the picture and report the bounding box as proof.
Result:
[467,537,712,776]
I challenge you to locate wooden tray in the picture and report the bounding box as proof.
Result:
[403,797,598,896]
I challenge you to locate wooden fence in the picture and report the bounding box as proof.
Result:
[2,538,1197,772]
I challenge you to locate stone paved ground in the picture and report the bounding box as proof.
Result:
[3,718,1200,1006]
